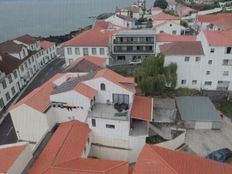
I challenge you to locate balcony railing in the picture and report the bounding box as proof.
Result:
[113,40,154,45]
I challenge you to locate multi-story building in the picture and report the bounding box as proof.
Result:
[197,30,232,91]
[110,29,156,65]
[0,35,57,113]
[63,21,121,66]
[10,68,153,163]
[159,30,232,91]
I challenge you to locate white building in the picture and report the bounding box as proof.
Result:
[63,21,122,66]
[197,30,232,91]
[11,67,153,163]
[150,12,181,27]
[159,41,205,89]
[0,35,57,113]
[154,21,186,35]
[105,14,135,28]
[0,143,32,174]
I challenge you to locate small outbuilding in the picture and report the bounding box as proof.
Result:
[176,96,222,129]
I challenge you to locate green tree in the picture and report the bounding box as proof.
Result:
[154,0,168,9]
[136,54,177,95]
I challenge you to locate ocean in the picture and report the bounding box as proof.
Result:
[0,0,154,42]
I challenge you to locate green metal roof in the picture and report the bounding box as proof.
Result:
[176,96,222,122]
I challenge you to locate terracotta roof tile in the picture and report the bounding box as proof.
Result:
[9,73,64,112]
[159,41,204,55]
[40,40,55,49]
[64,56,106,73]
[0,40,23,54]
[0,53,22,74]
[94,68,136,93]
[74,82,97,99]
[152,12,180,20]
[203,30,232,46]
[64,22,120,47]
[198,13,232,31]
[131,96,153,121]
[15,34,38,45]
[133,144,232,174]
[156,33,196,42]
[0,144,27,173]
[28,121,90,174]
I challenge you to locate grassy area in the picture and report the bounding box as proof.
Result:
[216,99,232,118]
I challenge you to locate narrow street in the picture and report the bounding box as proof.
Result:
[0,58,65,145]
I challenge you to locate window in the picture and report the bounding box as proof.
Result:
[92,48,97,55]
[83,48,89,56]
[67,48,72,55]
[69,59,73,65]
[223,71,229,76]
[24,62,28,68]
[172,30,177,35]
[13,71,17,79]
[208,60,212,65]
[28,58,31,65]
[160,31,164,33]
[226,47,232,54]
[8,74,12,84]
[100,48,105,55]
[11,87,16,95]
[2,80,7,89]
[205,81,212,86]
[170,24,172,27]
[92,119,96,127]
[0,98,4,109]
[100,83,106,91]
[106,124,115,129]
[210,48,215,53]
[192,80,197,85]
[184,57,190,62]
[75,48,80,55]
[20,65,24,72]
[5,92,10,101]
[117,56,125,61]
[195,57,200,62]
[206,71,210,75]
[181,80,186,85]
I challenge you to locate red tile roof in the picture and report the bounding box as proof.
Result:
[29,120,129,174]
[9,73,63,112]
[198,13,232,31]
[15,34,38,45]
[0,144,27,173]
[94,68,136,93]
[74,82,97,99]
[159,41,204,55]
[0,53,22,74]
[64,22,119,47]
[152,12,180,20]
[46,158,129,174]
[156,33,196,42]
[28,121,90,174]
[64,56,106,73]
[203,30,232,46]
[131,96,153,121]
[133,144,232,174]
[40,40,55,49]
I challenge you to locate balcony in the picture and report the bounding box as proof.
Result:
[88,103,130,121]
[114,46,154,53]
[113,40,154,45]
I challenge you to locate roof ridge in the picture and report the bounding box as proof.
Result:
[50,121,76,167]
[103,161,128,173]
[148,145,179,174]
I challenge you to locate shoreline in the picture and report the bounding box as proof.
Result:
[41,25,92,44]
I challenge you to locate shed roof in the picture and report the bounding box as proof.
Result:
[176,96,221,122]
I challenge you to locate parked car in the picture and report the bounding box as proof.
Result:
[206,148,232,162]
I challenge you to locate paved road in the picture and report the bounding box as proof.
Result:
[0,58,65,145]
